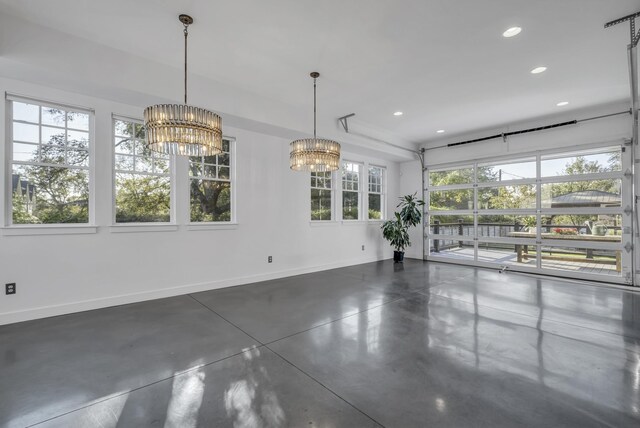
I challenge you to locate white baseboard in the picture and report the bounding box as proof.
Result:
[0,256,387,326]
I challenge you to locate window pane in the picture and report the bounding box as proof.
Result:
[135,156,153,173]
[134,140,147,156]
[478,184,536,210]
[203,164,217,178]
[218,153,230,166]
[541,147,621,177]
[477,242,538,268]
[13,102,39,123]
[12,164,89,224]
[134,123,145,139]
[477,215,537,239]
[311,189,332,220]
[429,189,474,210]
[67,112,89,131]
[41,108,65,127]
[13,143,38,162]
[115,173,170,223]
[67,130,89,149]
[42,126,65,146]
[115,137,135,155]
[343,191,359,220]
[429,167,474,186]
[115,154,134,171]
[154,158,170,174]
[540,214,622,239]
[430,239,475,260]
[13,122,39,143]
[429,214,474,236]
[66,149,89,167]
[368,193,382,219]
[190,180,231,222]
[541,244,621,277]
[114,120,133,137]
[477,159,536,182]
[39,144,66,165]
[541,179,621,208]
[189,161,203,177]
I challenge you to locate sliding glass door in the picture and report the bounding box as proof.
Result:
[424,145,632,284]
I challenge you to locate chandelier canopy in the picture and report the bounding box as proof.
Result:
[290,72,341,172]
[144,14,223,156]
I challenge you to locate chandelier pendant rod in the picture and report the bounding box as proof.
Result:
[184,22,188,105]
[313,76,317,139]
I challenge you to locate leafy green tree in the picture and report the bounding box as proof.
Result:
[12,191,40,224]
[115,175,170,222]
[190,180,231,222]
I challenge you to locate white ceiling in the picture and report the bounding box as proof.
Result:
[1,0,638,146]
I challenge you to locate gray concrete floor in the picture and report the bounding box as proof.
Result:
[1,260,639,427]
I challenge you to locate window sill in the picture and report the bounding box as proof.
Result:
[341,220,368,226]
[367,220,385,225]
[186,222,238,231]
[309,221,339,227]
[109,224,178,233]
[1,225,98,236]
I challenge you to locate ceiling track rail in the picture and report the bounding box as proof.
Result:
[605,11,640,47]
[438,110,632,150]
[338,113,421,156]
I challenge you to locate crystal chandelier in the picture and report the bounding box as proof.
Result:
[144,14,223,156]
[290,72,341,171]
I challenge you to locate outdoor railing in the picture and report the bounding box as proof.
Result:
[428,220,622,253]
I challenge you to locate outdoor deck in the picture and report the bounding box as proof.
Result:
[429,246,620,277]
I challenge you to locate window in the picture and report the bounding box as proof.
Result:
[425,146,629,282]
[10,98,91,224]
[342,161,362,220]
[368,166,385,219]
[113,118,171,223]
[189,139,233,222]
[310,171,333,221]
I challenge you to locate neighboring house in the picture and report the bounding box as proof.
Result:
[550,190,621,208]
[12,173,36,214]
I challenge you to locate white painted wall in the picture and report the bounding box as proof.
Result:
[0,77,401,325]
[421,101,631,166]
[398,160,423,260]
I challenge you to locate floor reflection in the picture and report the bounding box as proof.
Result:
[165,369,206,428]
[224,347,285,428]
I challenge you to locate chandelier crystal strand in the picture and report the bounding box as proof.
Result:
[289,72,341,171]
[144,14,223,157]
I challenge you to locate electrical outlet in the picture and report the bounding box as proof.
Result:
[362,245,365,251]
[6,283,16,295]
[268,256,273,263]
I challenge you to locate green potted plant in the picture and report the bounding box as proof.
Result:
[381,193,425,262]
[522,216,537,234]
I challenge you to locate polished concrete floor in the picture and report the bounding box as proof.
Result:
[1,260,639,427]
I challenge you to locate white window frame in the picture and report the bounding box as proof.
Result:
[310,170,335,222]
[111,115,174,226]
[341,160,363,221]
[367,164,386,221]
[187,137,235,224]
[5,94,96,233]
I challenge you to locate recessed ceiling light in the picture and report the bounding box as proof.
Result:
[502,27,522,38]
[393,111,403,116]
[530,66,547,74]
[557,101,569,107]
[436,129,445,134]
